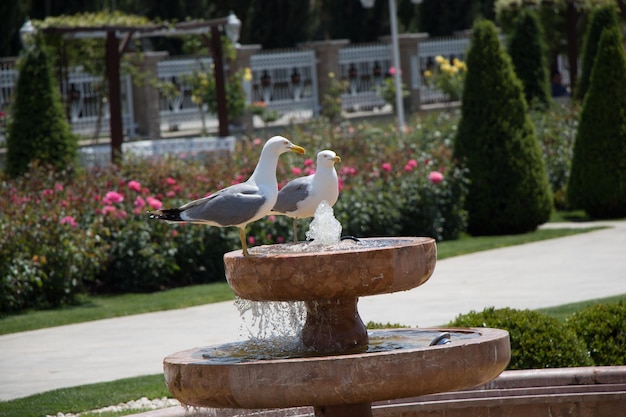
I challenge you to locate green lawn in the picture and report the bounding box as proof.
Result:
[0,223,620,417]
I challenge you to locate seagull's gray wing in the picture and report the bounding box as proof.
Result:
[273,176,311,214]
[180,182,266,226]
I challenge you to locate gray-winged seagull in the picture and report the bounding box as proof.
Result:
[271,149,341,242]
[149,136,305,256]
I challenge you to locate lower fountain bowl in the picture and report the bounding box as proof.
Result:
[163,327,510,409]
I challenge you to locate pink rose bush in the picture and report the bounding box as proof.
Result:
[0,114,468,314]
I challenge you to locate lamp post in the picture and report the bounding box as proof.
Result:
[360,0,405,134]
[19,19,36,50]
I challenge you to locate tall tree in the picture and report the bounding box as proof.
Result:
[247,0,316,48]
[567,24,626,218]
[574,4,619,101]
[454,19,552,235]
[6,41,77,177]
[508,9,552,109]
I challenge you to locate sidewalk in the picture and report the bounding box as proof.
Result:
[1,221,625,402]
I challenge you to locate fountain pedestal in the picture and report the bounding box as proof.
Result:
[163,237,510,416]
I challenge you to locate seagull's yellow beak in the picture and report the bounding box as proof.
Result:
[290,144,306,155]
[332,155,341,163]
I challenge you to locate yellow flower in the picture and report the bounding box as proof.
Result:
[440,63,452,73]
[244,67,252,82]
[424,70,432,78]
[435,55,446,65]
[191,95,201,105]
[329,72,335,78]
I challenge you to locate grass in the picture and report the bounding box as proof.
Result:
[537,293,626,322]
[0,223,617,417]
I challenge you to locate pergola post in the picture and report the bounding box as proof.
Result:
[105,30,123,164]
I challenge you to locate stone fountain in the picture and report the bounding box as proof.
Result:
[163,229,510,416]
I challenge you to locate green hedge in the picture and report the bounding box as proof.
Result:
[566,302,626,366]
[449,307,593,370]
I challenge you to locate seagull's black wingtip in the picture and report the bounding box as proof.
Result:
[147,208,184,222]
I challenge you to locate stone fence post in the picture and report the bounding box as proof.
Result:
[300,39,350,114]
[131,51,168,139]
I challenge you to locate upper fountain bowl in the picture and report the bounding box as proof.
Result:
[224,237,436,302]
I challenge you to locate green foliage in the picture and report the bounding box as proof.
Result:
[5,44,78,177]
[567,25,626,218]
[247,0,316,48]
[508,9,552,109]
[454,19,553,235]
[187,67,246,122]
[531,104,578,209]
[574,5,619,101]
[566,302,626,366]
[377,70,410,113]
[321,72,347,123]
[448,307,593,370]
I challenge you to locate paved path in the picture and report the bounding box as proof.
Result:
[1,221,625,401]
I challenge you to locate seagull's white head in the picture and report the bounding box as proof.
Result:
[316,150,341,168]
[264,136,306,156]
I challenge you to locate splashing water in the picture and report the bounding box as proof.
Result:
[235,297,306,340]
[305,200,342,246]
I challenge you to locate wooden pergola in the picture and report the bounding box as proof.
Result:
[38,15,239,163]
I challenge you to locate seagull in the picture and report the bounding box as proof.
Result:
[149,136,305,256]
[271,150,341,242]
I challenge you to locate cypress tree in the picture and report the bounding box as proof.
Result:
[508,9,552,109]
[454,20,552,235]
[6,43,77,177]
[574,5,619,101]
[567,25,626,218]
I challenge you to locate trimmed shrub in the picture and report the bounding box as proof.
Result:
[5,43,77,177]
[508,9,552,109]
[574,5,619,102]
[566,302,626,366]
[448,307,593,370]
[567,25,626,218]
[454,20,553,236]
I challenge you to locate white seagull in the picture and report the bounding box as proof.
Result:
[149,136,305,256]
[271,149,341,242]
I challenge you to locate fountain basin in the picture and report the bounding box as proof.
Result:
[163,327,510,409]
[224,237,436,301]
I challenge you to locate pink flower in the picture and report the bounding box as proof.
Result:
[253,138,262,146]
[277,236,285,243]
[128,180,141,192]
[429,171,444,184]
[268,215,276,222]
[102,205,117,216]
[404,164,414,172]
[304,158,314,167]
[292,167,303,175]
[304,168,315,175]
[104,191,124,204]
[146,196,162,210]
[55,183,64,192]
[166,177,176,186]
[166,191,176,198]
[407,159,418,168]
[60,216,77,227]
[248,236,256,245]
[171,229,179,237]
[42,189,54,199]
[134,196,146,208]
[381,162,392,173]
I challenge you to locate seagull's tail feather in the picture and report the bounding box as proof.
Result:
[148,208,185,222]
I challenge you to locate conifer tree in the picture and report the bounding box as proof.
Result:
[508,9,551,109]
[6,42,77,177]
[574,5,619,101]
[454,20,552,235]
[567,25,626,218]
